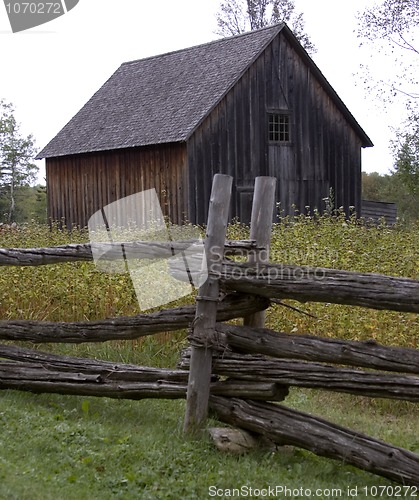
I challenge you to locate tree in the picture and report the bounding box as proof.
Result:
[362,171,418,222]
[357,0,419,108]
[215,0,316,54]
[391,114,419,198]
[357,0,419,219]
[0,100,38,223]
[361,171,389,201]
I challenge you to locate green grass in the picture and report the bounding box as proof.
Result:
[0,218,418,498]
[1,391,417,500]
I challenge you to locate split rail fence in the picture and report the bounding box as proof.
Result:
[0,175,418,486]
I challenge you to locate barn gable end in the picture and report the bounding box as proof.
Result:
[186,28,369,223]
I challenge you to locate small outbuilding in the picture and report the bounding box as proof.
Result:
[37,23,373,227]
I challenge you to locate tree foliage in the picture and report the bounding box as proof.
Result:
[0,185,47,224]
[392,114,419,197]
[358,1,419,211]
[362,170,418,222]
[0,100,38,223]
[215,0,316,54]
[357,0,419,106]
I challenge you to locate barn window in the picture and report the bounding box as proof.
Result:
[268,113,290,143]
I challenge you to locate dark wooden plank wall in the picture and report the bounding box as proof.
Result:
[267,33,363,217]
[46,143,188,228]
[187,32,364,224]
[187,56,269,225]
[361,200,397,225]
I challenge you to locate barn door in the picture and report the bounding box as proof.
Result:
[268,144,295,216]
[237,186,253,225]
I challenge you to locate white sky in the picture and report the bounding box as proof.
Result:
[0,0,410,183]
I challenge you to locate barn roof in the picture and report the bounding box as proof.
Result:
[37,24,372,159]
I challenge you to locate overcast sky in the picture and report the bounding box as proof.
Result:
[0,0,409,182]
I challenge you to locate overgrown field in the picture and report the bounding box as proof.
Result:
[1,215,417,348]
[0,217,418,499]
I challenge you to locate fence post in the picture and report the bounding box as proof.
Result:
[183,174,233,434]
[244,176,276,328]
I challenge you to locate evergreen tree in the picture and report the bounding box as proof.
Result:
[0,100,38,222]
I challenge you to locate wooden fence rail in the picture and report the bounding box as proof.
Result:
[212,323,419,374]
[180,350,419,402]
[0,240,259,266]
[210,397,419,487]
[2,245,417,314]
[0,294,268,343]
[0,344,288,402]
[218,262,419,313]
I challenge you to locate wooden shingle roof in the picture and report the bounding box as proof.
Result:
[37,24,372,159]
[38,25,283,158]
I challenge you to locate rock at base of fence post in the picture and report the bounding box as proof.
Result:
[208,427,277,454]
[244,176,276,328]
[183,174,233,435]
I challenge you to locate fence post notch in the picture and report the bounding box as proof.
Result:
[183,174,233,434]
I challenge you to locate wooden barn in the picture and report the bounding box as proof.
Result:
[37,23,373,227]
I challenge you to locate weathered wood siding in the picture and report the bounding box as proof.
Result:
[187,32,364,224]
[361,200,397,225]
[46,143,188,228]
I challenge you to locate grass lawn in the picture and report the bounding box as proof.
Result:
[1,388,418,500]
